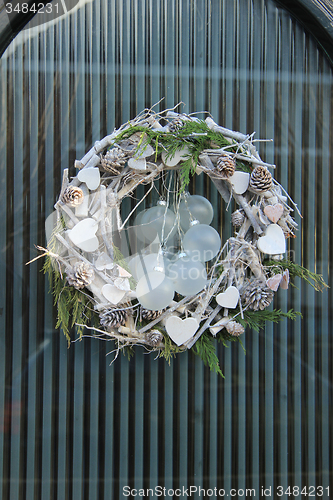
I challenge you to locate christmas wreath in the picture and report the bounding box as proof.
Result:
[31,106,327,375]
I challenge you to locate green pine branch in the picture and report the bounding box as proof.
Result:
[234,308,302,332]
[113,119,252,190]
[264,259,328,292]
[193,333,224,377]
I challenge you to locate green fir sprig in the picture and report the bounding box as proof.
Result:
[114,119,248,189]
[234,308,302,332]
[44,256,97,346]
[264,259,328,292]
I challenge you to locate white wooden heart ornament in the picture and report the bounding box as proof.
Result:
[135,144,154,158]
[117,265,132,278]
[95,252,114,270]
[77,167,101,190]
[266,274,282,291]
[165,316,199,346]
[280,269,290,289]
[257,224,286,255]
[161,146,191,167]
[68,218,99,252]
[216,286,240,308]
[128,157,147,170]
[229,171,250,195]
[102,283,126,305]
[264,203,284,223]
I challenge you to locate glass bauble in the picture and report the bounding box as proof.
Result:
[169,254,207,295]
[136,271,175,310]
[133,209,149,243]
[179,194,214,231]
[140,204,176,243]
[183,223,221,262]
[128,252,172,281]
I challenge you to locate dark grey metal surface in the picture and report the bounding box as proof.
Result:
[0,0,332,498]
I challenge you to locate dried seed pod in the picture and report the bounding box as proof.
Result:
[168,117,185,133]
[145,330,164,347]
[100,147,127,174]
[99,308,128,329]
[216,155,236,178]
[249,166,273,193]
[231,209,245,227]
[140,307,165,322]
[241,278,274,311]
[226,320,244,336]
[66,262,95,289]
[61,186,84,206]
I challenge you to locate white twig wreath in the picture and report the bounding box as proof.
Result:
[33,105,326,374]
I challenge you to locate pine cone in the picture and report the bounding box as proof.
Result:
[241,278,274,311]
[249,166,273,193]
[140,307,165,321]
[100,147,127,174]
[99,308,128,329]
[66,262,95,289]
[226,320,244,336]
[216,156,236,178]
[168,117,185,133]
[61,186,84,206]
[231,209,245,227]
[145,330,164,347]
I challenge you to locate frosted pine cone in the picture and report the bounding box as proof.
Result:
[216,155,236,178]
[168,117,185,133]
[145,330,164,347]
[61,186,84,206]
[249,166,273,193]
[140,307,165,321]
[66,262,95,289]
[99,308,128,329]
[100,147,127,174]
[231,209,245,227]
[241,278,274,311]
[226,320,244,336]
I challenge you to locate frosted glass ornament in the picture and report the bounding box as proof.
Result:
[141,202,176,242]
[169,255,207,296]
[183,224,221,262]
[128,252,172,281]
[179,195,214,231]
[133,209,149,243]
[136,271,175,310]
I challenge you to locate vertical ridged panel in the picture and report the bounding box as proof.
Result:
[0,1,332,498]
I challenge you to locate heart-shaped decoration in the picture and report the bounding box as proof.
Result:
[128,157,147,170]
[280,269,290,289]
[264,203,284,223]
[68,218,99,252]
[229,171,250,195]
[165,316,199,346]
[102,283,126,305]
[135,144,154,158]
[95,252,114,270]
[257,223,286,255]
[216,286,240,308]
[117,265,132,278]
[77,167,101,190]
[266,274,282,291]
[114,277,131,292]
[162,146,191,167]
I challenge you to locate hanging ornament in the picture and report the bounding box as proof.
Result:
[178,194,214,231]
[183,222,221,262]
[136,270,175,311]
[169,253,207,296]
[140,201,177,242]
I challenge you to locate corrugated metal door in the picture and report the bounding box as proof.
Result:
[0,0,332,498]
